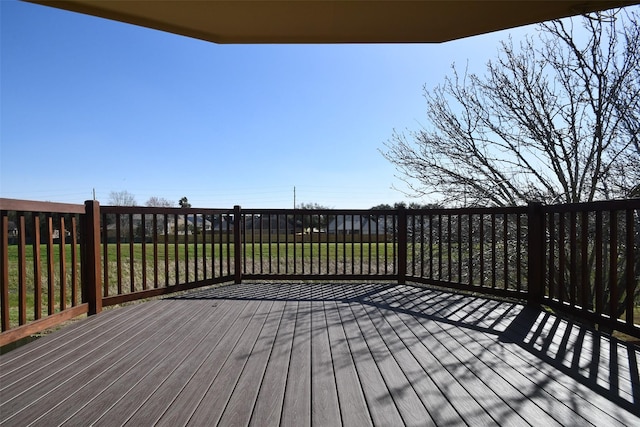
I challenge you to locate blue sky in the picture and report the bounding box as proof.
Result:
[1,0,535,209]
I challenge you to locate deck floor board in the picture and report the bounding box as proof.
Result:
[1,282,639,427]
[248,301,297,426]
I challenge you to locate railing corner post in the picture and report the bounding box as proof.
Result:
[527,201,544,306]
[82,200,102,315]
[397,206,407,285]
[233,205,242,284]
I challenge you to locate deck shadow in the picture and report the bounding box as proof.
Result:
[171,281,640,418]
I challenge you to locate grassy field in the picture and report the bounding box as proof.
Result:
[3,242,399,327]
[3,242,638,332]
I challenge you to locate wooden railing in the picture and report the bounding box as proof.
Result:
[238,208,400,281]
[1,198,638,346]
[404,206,530,300]
[541,200,640,338]
[99,205,236,307]
[0,199,90,346]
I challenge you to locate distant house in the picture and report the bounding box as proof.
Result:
[166,214,212,235]
[211,214,234,232]
[243,214,301,234]
[327,215,383,235]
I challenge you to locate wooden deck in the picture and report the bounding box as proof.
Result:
[1,282,639,426]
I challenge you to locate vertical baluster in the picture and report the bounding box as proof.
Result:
[625,208,635,326]
[503,213,508,290]
[269,214,273,275]
[580,211,589,309]
[547,212,555,300]
[457,213,462,283]
[479,213,484,288]
[438,214,443,282]
[173,213,179,286]
[609,210,618,319]
[153,213,159,287]
[447,214,452,282]
[18,212,27,323]
[47,214,55,315]
[141,213,147,289]
[429,213,433,279]
[184,213,189,282]
[163,213,169,286]
[116,213,122,294]
[102,213,109,296]
[285,213,289,274]
[569,210,577,307]
[491,214,496,289]
[129,213,135,293]
[202,212,207,282]
[33,213,42,319]
[276,213,281,275]
[342,214,347,275]
[59,215,66,310]
[594,210,603,315]
[1,211,9,330]
[71,215,78,306]
[558,213,565,303]
[516,213,522,293]
[468,213,473,286]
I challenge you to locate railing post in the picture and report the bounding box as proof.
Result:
[527,201,544,306]
[233,205,242,284]
[82,200,102,315]
[397,206,407,285]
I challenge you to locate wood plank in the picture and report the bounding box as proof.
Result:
[185,299,276,426]
[1,300,200,425]
[370,288,496,425]
[449,317,631,426]
[385,288,561,426]
[388,285,636,426]
[47,300,239,426]
[310,299,341,426]
[336,300,405,426]
[358,299,465,426]
[248,300,298,426]
[0,300,161,371]
[0,282,638,427]
[280,299,312,427]
[119,300,258,426]
[323,299,373,426]
[216,300,286,426]
[0,300,170,397]
[349,301,438,426]
[152,299,267,426]
[520,311,636,402]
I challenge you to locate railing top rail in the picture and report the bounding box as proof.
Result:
[0,198,85,214]
[239,207,531,215]
[541,198,640,213]
[241,208,399,215]
[406,206,528,215]
[100,205,235,215]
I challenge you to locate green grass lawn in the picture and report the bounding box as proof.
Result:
[4,242,638,332]
[3,242,399,327]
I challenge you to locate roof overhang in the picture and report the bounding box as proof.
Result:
[25,1,640,44]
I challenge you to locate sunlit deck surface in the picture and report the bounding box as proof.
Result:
[1,282,639,426]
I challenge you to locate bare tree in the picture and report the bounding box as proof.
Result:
[108,190,137,206]
[145,196,174,207]
[382,8,640,207]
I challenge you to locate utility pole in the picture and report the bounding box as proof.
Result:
[293,186,296,209]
